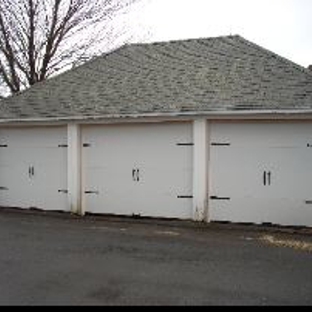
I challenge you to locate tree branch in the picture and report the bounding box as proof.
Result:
[0,10,21,92]
[0,0,143,97]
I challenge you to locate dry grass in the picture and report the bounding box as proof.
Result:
[260,235,312,253]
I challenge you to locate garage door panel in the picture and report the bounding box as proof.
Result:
[83,123,193,219]
[0,127,68,211]
[209,123,312,227]
[24,139,68,211]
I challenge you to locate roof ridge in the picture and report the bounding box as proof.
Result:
[127,34,239,48]
[235,35,312,77]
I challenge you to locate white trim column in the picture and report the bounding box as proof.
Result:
[67,123,82,215]
[193,119,208,221]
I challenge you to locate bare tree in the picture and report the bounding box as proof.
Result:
[0,0,140,96]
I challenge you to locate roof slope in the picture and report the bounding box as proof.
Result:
[1,35,312,120]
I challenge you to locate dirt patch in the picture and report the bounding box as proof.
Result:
[260,235,312,253]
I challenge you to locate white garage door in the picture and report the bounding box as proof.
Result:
[0,127,68,211]
[82,123,193,219]
[209,123,312,227]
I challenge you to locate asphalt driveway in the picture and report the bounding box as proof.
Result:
[0,208,312,306]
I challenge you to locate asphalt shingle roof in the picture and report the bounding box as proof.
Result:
[1,35,312,121]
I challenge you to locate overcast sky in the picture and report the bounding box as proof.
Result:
[117,0,312,68]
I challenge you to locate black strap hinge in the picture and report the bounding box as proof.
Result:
[211,143,231,147]
[176,143,194,146]
[210,196,231,201]
[58,189,68,194]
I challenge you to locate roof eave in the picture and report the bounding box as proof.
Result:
[2,109,312,125]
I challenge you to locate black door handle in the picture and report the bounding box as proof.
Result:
[28,166,35,178]
[267,171,271,186]
[263,171,272,186]
[132,169,136,181]
[136,169,140,182]
[132,169,140,182]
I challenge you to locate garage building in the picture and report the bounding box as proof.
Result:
[1,35,312,227]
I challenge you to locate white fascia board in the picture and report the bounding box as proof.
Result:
[1,109,312,125]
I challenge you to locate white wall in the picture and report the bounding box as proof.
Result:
[193,119,208,221]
